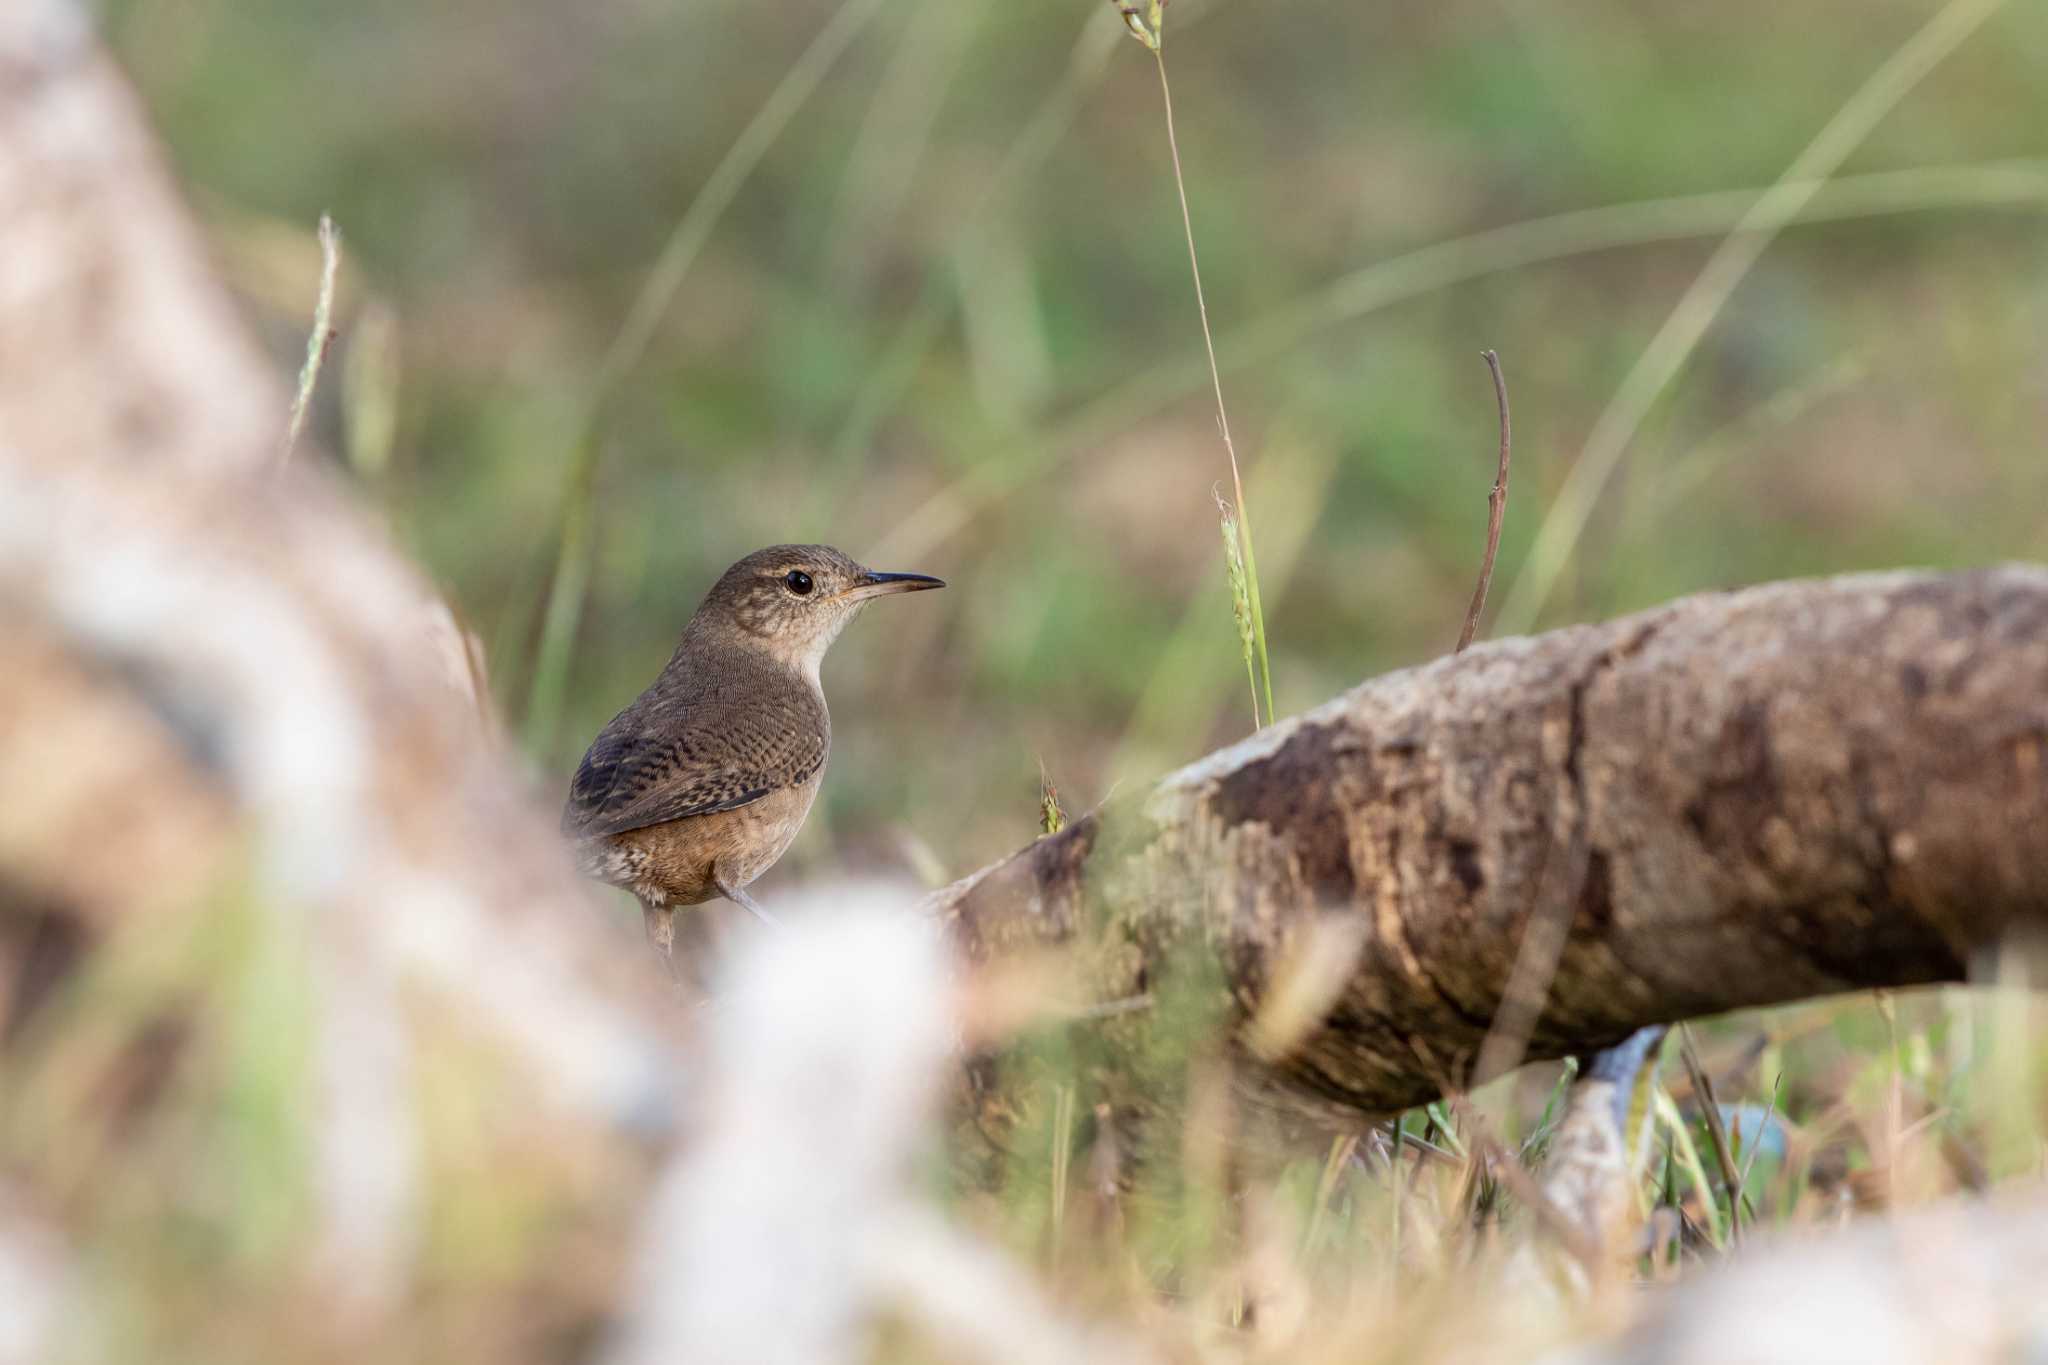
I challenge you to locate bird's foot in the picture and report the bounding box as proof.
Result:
[715,875,787,934]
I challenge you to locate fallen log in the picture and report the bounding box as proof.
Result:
[935,566,2048,1115]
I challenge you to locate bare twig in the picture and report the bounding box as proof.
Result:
[280,214,341,465]
[1456,350,1512,653]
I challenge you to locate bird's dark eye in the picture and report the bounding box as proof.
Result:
[783,570,814,596]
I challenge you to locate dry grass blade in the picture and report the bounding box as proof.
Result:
[1653,1087,1727,1251]
[340,298,401,477]
[280,213,340,466]
[1302,1131,1359,1256]
[589,0,889,412]
[1469,820,1588,1092]
[1455,350,1512,653]
[1735,1073,1783,1210]
[1493,0,2012,634]
[866,159,2048,571]
[1441,1091,1601,1269]
[1679,1025,1747,1244]
[1050,1083,1075,1272]
[1877,988,1906,1208]
[524,0,891,746]
[1388,1113,1407,1267]
[833,1,1227,529]
[823,0,985,297]
[1127,0,1276,730]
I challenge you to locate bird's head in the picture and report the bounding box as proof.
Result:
[690,544,944,678]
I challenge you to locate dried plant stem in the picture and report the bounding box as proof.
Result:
[1303,1132,1358,1255]
[1388,1113,1405,1269]
[1150,45,1274,729]
[1455,351,1511,653]
[1734,1073,1782,1211]
[281,214,341,466]
[1679,1025,1747,1244]
[1877,988,1904,1208]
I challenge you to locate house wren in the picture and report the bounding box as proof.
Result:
[561,544,943,950]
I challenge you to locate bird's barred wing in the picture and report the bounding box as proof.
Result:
[560,699,827,840]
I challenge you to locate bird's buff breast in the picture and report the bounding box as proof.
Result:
[584,775,822,907]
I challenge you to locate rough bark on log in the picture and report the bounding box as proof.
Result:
[934,567,2048,1116]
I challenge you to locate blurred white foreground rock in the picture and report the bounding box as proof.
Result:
[1551,1191,2048,1365]
[604,888,1149,1365]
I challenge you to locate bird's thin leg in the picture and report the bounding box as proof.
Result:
[714,872,787,933]
[641,903,687,983]
[642,904,673,954]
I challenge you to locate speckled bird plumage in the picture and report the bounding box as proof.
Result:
[562,544,942,939]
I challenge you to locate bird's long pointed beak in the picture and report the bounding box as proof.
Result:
[841,569,946,602]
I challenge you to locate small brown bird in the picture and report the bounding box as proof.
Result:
[562,545,943,950]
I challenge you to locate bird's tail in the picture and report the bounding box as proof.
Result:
[573,835,643,889]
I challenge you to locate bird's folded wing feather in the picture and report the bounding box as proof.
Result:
[561,699,827,840]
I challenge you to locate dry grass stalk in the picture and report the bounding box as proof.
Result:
[1113,0,1275,730]
[280,214,340,466]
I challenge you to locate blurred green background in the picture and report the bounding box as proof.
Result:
[105,0,2048,887]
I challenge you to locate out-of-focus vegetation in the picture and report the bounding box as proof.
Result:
[108,0,2048,878]
[56,0,2048,1356]
[962,975,2048,1362]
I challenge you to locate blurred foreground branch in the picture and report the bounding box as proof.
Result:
[1,0,676,1346]
[1,0,672,1125]
[935,566,2048,1117]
